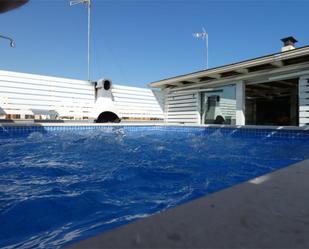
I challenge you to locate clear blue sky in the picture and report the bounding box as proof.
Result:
[0,0,308,87]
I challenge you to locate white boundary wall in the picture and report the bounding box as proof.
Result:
[111,85,164,120]
[0,70,95,119]
[0,70,163,120]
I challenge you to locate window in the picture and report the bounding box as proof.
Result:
[200,84,236,125]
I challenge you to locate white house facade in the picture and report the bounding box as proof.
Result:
[150,37,309,127]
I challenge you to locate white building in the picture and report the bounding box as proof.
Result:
[150,37,309,126]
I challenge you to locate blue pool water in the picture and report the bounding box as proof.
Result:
[1,126,309,248]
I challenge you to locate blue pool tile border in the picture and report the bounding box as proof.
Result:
[0,125,309,140]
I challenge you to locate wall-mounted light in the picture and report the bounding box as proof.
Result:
[0,35,15,48]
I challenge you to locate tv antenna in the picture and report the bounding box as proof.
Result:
[193,27,209,69]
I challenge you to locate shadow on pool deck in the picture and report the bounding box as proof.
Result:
[67,159,309,249]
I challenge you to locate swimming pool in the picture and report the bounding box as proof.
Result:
[1,125,309,248]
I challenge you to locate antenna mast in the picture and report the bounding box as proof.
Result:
[193,27,209,69]
[70,0,92,81]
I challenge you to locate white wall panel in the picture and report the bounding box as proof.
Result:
[0,70,164,121]
[111,85,164,119]
[0,70,95,119]
[164,90,199,124]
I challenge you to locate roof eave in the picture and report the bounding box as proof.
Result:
[149,45,309,88]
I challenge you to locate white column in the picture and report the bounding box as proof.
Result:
[299,75,309,126]
[236,81,245,125]
[196,92,202,124]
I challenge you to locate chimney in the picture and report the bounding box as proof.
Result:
[281,36,298,52]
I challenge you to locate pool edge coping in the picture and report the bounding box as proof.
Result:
[0,122,309,131]
[67,158,309,249]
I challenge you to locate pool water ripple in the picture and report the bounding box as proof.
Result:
[0,127,309,248]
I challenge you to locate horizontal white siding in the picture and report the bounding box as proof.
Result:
[299,75,309,126]
[0,70,164,121]
[0,70,95,119]
[163,90,236,125]
[111,85,164,119]
[164,91,199,124]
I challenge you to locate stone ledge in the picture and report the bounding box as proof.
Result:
[67,159,309,249]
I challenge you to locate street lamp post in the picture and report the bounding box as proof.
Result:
[0,35,15,48]
[193,27,208,69]
[70,0,91,81]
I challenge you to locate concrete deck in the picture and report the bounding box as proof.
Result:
[67,159,309,249]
